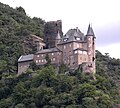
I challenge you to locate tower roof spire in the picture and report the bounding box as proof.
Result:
[56,30,61,40]
[86,24,95,36]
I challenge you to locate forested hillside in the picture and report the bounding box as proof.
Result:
[0,2,45,76]
[0,51,120,108]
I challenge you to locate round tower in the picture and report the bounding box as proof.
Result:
[86,24,96,73]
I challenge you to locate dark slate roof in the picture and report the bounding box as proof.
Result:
[86,24,95,36]
[36,48,61,54]
[61,27,85,43]
[74,48,87,51]
[18,54,34,62]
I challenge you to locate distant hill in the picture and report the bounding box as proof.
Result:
[0,2,45,75]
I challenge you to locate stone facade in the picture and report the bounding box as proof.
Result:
[18,21,96,75]
[44,20,63,48]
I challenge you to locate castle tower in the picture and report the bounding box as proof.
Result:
[44,20,63,48]
[86,24,96,73]
[55,31,61,46]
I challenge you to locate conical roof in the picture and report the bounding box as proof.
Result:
[56,31,61,40]
[86,24,95,36]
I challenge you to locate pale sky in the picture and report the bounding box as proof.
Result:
[0,0,120,58]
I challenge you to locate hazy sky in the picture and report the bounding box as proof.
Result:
[0,0,120,58]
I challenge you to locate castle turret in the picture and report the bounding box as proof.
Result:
[55,31,61,46]
[86,24,96,73]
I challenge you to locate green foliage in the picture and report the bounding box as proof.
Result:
[59,63,69,74]
[45,54,51,66]
[1,57,120,107]
[0,2,45,76]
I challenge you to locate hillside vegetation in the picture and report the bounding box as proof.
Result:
[0,2,45,76]
[0,2,120,108]
[0,51,120,108]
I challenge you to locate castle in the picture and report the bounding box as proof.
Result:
[18,20,96,75]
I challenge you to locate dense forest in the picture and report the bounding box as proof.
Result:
[0,2,45,77]
[0,2,120,108]
[0,51,120,108]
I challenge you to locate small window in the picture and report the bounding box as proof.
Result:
[41,54,43,57]
[77,44,79,48]
[88,37,91,41]
[78,50,82,54]
[69,44,71,47]
[88,45,91,47]
[53,58,55,61]
[42,59,44,62]
[36,60,38,63]
[39,60,41,62]
[76,37,80,40]
[52,53,54,55]
[64,45,66,49]
[37,55,39,57]
[75,50,78,54]
[63,38,68,42]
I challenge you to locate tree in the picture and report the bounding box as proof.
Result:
[45,54,51,66]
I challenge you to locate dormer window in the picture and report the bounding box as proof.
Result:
[76,37,80,41]
[63,38,68,42]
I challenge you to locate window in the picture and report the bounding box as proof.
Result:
[75,50,77,54]
[41,54,43,57]
[64,45,66,49]
[76,37,80,40]
[63,38,68,42]
[36,60,38,63]
[78,50,82,54]
[52,53,54,55]
[42,59,43,62]
[53,58,55,61]
[69,44,71,47]
[88,45,91,47]
[77,44,79,48]
[37,55,39,57]
[39,60,41,62]
[88,37,91,41]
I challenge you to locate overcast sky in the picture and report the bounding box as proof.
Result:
[0,0,120,58]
